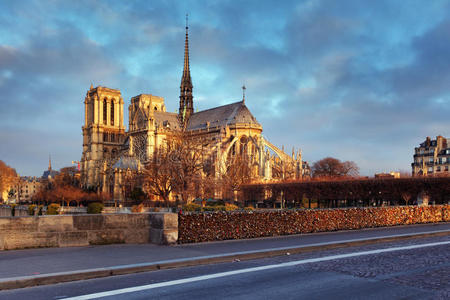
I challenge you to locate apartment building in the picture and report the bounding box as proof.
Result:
[412,136,450,176]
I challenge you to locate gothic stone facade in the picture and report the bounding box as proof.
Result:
[80,23,308,204]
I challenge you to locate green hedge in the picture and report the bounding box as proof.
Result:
[87,202,104,214]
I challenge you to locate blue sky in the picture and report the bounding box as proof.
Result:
[1,0,449,176]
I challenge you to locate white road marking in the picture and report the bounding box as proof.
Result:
[64,240,450,300]
[1,228,448,285]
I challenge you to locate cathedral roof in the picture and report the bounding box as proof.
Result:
[187,101,261,131]
[154,111,181,130]
[113,156,140,170]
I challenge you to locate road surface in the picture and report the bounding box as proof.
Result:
[0,234,448,299]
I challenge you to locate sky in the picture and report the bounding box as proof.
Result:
[1,0,450,177]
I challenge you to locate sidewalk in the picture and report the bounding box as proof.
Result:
[0,222,449,289]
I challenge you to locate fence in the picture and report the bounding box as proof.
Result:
[178,205,450,243]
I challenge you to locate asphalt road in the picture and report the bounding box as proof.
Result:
[1,235,448,300]
[1,222,449,280]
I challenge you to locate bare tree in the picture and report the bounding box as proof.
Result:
[221,152,252,201]
[176,132,207,203]
[142,145,181,206]
[312,157,359,178]
[401,192,412,205]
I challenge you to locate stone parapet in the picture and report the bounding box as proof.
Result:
[0,212,178,250]
[149,213,178,245]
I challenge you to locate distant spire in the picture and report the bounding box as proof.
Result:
[179,13,194,128]
[183,14,190,80]
[48,154,52,171]
[90,83,93,90]
[242,84,246,103]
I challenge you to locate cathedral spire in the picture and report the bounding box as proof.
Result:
[48,154,52,171]
[179,13,194,129]
[183,14,191,81]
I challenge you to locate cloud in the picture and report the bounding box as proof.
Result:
[0,0,449,176]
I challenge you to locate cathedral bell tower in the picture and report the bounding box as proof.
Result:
[80,85,125,190]
[179,14,194,129]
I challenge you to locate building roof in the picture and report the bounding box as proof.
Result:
[154,111,181,130]
[42,169,59,180]
[187,101,261,131]
[113,156,140,170]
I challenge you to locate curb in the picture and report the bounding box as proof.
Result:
[0,230,449,290]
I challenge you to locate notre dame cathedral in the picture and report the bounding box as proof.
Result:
[80,21,309,205]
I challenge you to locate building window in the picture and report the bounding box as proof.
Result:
[103,133,108,142]
[429,158,434,163]
[428,167,433,172]
[111,100,115,126]
[445,166,449,171]
[103,99,107,125]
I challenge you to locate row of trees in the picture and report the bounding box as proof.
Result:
[243,176,450,207]
[140,134,365,206]
[2,154,361,207]
[32,168,109,206]
[2,142,362,207]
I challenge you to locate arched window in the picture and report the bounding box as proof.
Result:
[110,100,115,126]
[103,99,107,125]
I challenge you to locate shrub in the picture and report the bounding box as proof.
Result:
[11,204,16,217]
[184,203,202,212]
[46,203,60,215]
[131,203,145,213]
[87,202,104,214]
[225,203,239,211]
[28,204,36,216]
[244,206,254,211]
